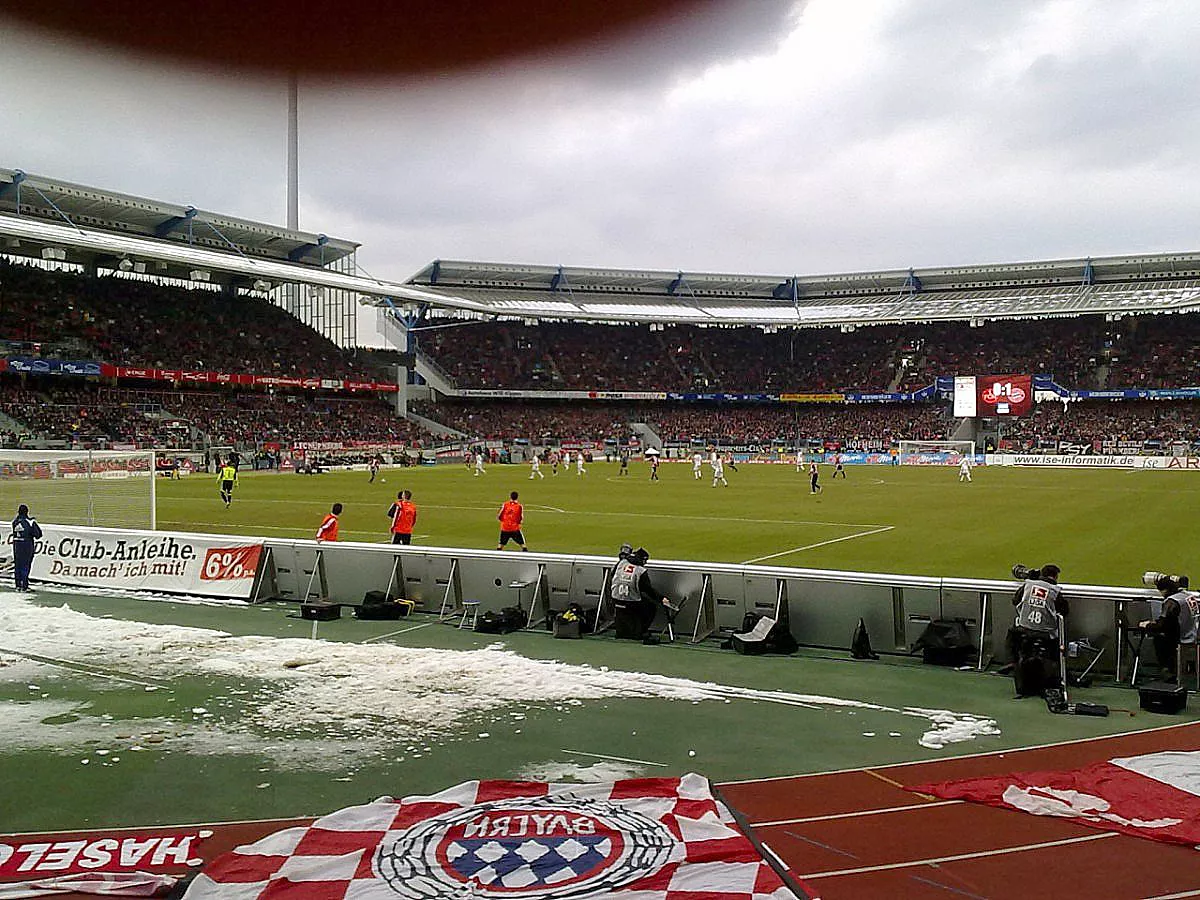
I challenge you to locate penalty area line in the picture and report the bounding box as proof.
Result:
[361,622,433,643]
[743,526,894,564]
[560,749,669,767]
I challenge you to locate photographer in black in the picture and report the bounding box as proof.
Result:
[609,544,675,644]
[1010,564,1070,709]
[1139,573,1198,683]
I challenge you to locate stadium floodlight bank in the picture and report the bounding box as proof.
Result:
[897,440,976,465]
[0,449,157,530]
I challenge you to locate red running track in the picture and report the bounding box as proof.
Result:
[720,721,1200,900]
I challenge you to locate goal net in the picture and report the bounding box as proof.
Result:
[896,440,976,466]
[0,450,157,530]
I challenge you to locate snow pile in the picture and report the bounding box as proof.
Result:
[0,593,998,753]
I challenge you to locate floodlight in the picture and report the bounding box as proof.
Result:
[252,279,272,292]
[117,258,134,272]
[189,269,211,282]
[41,247,66,261]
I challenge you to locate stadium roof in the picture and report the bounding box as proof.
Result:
[0,167,359,266]
[398,256,1200,327]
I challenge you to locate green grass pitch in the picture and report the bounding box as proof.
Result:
[153,461,1199,587]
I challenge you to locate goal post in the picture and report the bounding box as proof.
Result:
[896,440,976,466]
[0,449,158,530]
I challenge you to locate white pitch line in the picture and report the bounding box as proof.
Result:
[743,526,894,564]
[560,749,669,768]
[159,498,890,529]
[753,799,961,828]
[1143,890,1200,900]
[801,832,1116,880]
[527,504,567,513]
[362,622,433,643]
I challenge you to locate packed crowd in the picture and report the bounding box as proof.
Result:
[1000,400,1200,447]
[0,381,433,448]
[0,260,373,378]
[419,399,949,446]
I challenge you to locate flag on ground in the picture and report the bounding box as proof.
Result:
[184,773,803,899]
[910,750,1200,849]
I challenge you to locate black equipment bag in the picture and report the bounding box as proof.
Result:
[911,619,973,667]
[731,615,797,656]
[476,606,525,635]
[851,617,880,660]
[1139,681,1188,714]
[354,599,413,620]
[1013,631,1057,697]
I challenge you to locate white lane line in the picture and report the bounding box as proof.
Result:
[560,749,669,767]
[0,647,171,689]
[362,622,433,642]
[1143,890,1200,899]
[528,505,567,513]
[718,718,1200,786]
[800,832,1116,880]
[753,799,961,827]
[743,526,894,564]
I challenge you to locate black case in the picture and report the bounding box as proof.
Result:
[1138,681,1188,714]
[300,601,341,621]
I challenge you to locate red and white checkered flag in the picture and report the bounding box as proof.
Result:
[185,774,800,899]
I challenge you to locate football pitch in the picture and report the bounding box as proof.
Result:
[156,461,1198,587]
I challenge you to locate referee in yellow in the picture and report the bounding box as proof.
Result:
[217,458,238,508]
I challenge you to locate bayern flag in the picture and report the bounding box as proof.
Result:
[183,774,802,900]
[910,750,1200,848]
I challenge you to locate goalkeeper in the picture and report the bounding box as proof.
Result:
[216,458,238,508]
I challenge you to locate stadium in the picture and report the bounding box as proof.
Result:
[4,6,1200,897]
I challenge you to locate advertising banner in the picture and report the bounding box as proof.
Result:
[977,374,1032,416]
[24,526,264,599]
[779,392,845,403]
[987,454,1200,469]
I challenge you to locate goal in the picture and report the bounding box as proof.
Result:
[896,440,976,466]
[0,449,157,530]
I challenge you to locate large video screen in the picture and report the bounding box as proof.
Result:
[977,374,1032,416]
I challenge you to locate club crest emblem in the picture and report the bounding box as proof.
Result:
[375,793,676,899]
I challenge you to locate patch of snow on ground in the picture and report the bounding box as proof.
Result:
[0,593,999,754]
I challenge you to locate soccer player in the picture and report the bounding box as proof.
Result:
[711,454,728,487]
[368,455,380,483]
[496,491,527,551]
[575,452,587,476]
[387,490,417,544]
[724,452,738,473]
[809,462,822,494]
[619,449,630,476]
[217,458,238,507]
[550,450,560,476]
[832,452,846,479]
[649,454,660,481]
[529,453,544,479]
[959,456,973,482]
[692,451,703,480]
[473,451,486,477]
[316,503,342,542]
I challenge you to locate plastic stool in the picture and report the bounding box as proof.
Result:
[459,600,480,630]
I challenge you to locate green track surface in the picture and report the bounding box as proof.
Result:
[3,462,1198,833]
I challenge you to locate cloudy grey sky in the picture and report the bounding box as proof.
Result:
[3,0,1200,341]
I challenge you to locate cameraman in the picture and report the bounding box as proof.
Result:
[1010,564,1070,702]
[610,545,674,642]
[1140,574,1198,683]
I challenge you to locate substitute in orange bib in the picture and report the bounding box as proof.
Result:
[387,490,418,545]
[497,491,527,551]
[316,503,342,542]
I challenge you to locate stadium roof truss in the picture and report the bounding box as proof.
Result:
[398,257,1200,328]
[5,167,1200,332]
